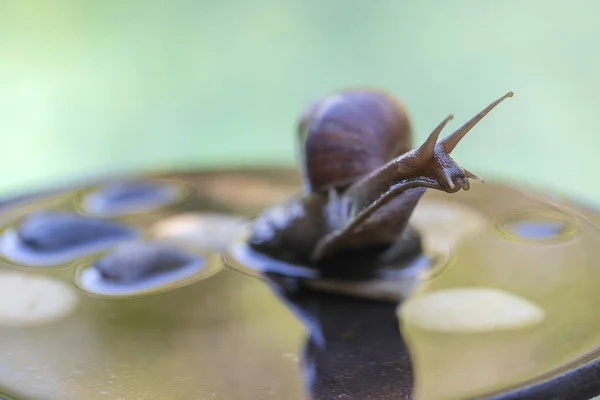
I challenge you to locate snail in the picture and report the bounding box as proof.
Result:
[248,88,513,277]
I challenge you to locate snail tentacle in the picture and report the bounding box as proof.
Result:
[440,91,513,154]
[413,114,454,161]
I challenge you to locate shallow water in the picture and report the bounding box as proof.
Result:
[0,170,597,399]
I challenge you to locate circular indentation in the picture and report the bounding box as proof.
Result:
[0,211,138,267]
[496,211,579,242]
[0,271,78,327]
[77,179,194,217]
[409,200,488,254]
[73,241,222,298]
[150,212,249,252]
[399,287,545,333]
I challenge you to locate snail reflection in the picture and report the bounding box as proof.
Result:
[265,274,414,400]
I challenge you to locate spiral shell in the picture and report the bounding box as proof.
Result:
[297,88,412,192]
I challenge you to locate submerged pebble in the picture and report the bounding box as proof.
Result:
[497,212,577,242]
[78,241,212,296]
[151,212,247,251]
[399,287,545,333]
[511,219,566,238]
[82,180,179,216]
[93,241,200,284]
[0,271,78,326]
[15,211,135,252]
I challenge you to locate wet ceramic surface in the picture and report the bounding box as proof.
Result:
[0,168,598,400]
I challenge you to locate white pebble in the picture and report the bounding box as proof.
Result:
[399,287,545,333]
[151,212,247,251]
[0,272,78,326]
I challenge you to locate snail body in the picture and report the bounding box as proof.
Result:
[249,89,513,276]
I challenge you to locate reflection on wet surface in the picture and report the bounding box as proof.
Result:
[0,169,597,399]
[266,275,414,400]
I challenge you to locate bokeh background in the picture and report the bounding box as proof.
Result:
[1,0,599,205]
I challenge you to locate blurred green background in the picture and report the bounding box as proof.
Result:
[1,3,600,399]
[1,0,599,205]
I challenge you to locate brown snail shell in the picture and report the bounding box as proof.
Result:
[298,88,412,192]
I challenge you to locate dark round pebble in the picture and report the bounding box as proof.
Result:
[16,211,136,252]
[84,181,177,214]
[93,241,201,284]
